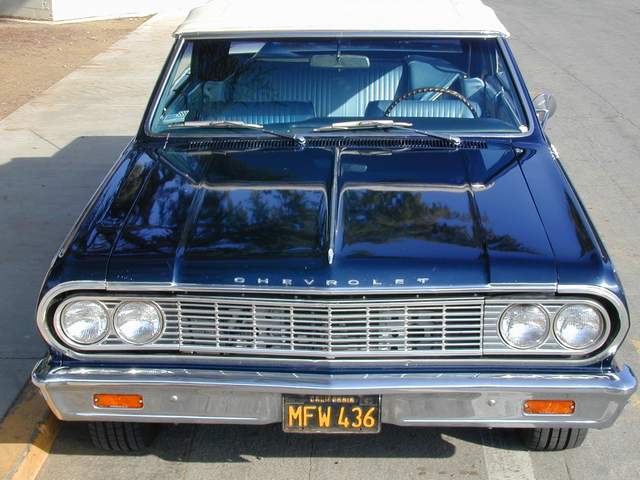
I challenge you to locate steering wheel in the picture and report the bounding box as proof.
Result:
[384,86,478,118]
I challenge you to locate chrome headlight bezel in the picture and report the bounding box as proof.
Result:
[53,296,166,349]
[56,299,110,346]
[498,303,550,350]
[553,303,606,350]
[113,300,165,345]
[491,298,611,355]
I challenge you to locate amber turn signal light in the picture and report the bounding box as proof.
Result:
[523,400,575,415]
[93,393,143,409]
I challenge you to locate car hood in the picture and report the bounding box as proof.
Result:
[92,140,559,291]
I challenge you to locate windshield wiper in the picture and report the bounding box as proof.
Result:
[314,120,461,146]
[169,120,306,146]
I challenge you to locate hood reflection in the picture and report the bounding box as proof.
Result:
[102,142,556,286]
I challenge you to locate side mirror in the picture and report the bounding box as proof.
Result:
[533,92,557,128]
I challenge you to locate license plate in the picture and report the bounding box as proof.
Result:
[282,395,381,433]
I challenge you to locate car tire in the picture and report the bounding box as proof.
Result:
[88,422,158,452]
[519,428,588,451]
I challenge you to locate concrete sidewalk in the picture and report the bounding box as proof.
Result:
[0,11,186,418]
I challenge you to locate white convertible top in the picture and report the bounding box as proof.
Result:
[174,0,510,39]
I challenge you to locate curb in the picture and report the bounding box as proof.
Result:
[0,383,59,480]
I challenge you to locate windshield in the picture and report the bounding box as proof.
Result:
[150,38,529,136]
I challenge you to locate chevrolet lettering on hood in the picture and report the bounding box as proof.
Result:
[231,276,430,287]
[31,0,635,454]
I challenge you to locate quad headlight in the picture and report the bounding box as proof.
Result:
[554,304,604,349]
[60,300,109,345]
[499,304,549,349]
[498,302,608,352]
[113,301,164,345]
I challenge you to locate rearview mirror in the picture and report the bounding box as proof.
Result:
[310,54,370,69]
[533,92,557,129]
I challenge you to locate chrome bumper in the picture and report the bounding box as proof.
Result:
[32,359,636,429]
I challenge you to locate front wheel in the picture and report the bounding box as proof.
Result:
[88,422,158,452]
[519,428,588,451]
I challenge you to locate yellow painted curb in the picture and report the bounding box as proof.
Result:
[0,383,59,480]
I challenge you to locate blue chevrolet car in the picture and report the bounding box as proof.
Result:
[32,0,636,452]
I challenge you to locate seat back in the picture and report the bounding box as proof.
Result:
[405,55,462,100]
[228,60,404,117]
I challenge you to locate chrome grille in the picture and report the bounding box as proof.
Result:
[178,297,484,357]
[48,290,615,363]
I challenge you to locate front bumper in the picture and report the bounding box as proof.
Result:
[32,359,636,429]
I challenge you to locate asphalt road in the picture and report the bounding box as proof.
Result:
[2,1,639,479]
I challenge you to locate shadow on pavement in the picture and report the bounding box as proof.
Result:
[49,422,528,462]
[0,135,131,414]
[0,135,132,354]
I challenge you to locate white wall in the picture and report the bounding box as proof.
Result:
[0,0,53,20]
[1,0,207,21]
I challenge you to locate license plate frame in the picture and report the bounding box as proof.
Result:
[282,394,381,434]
